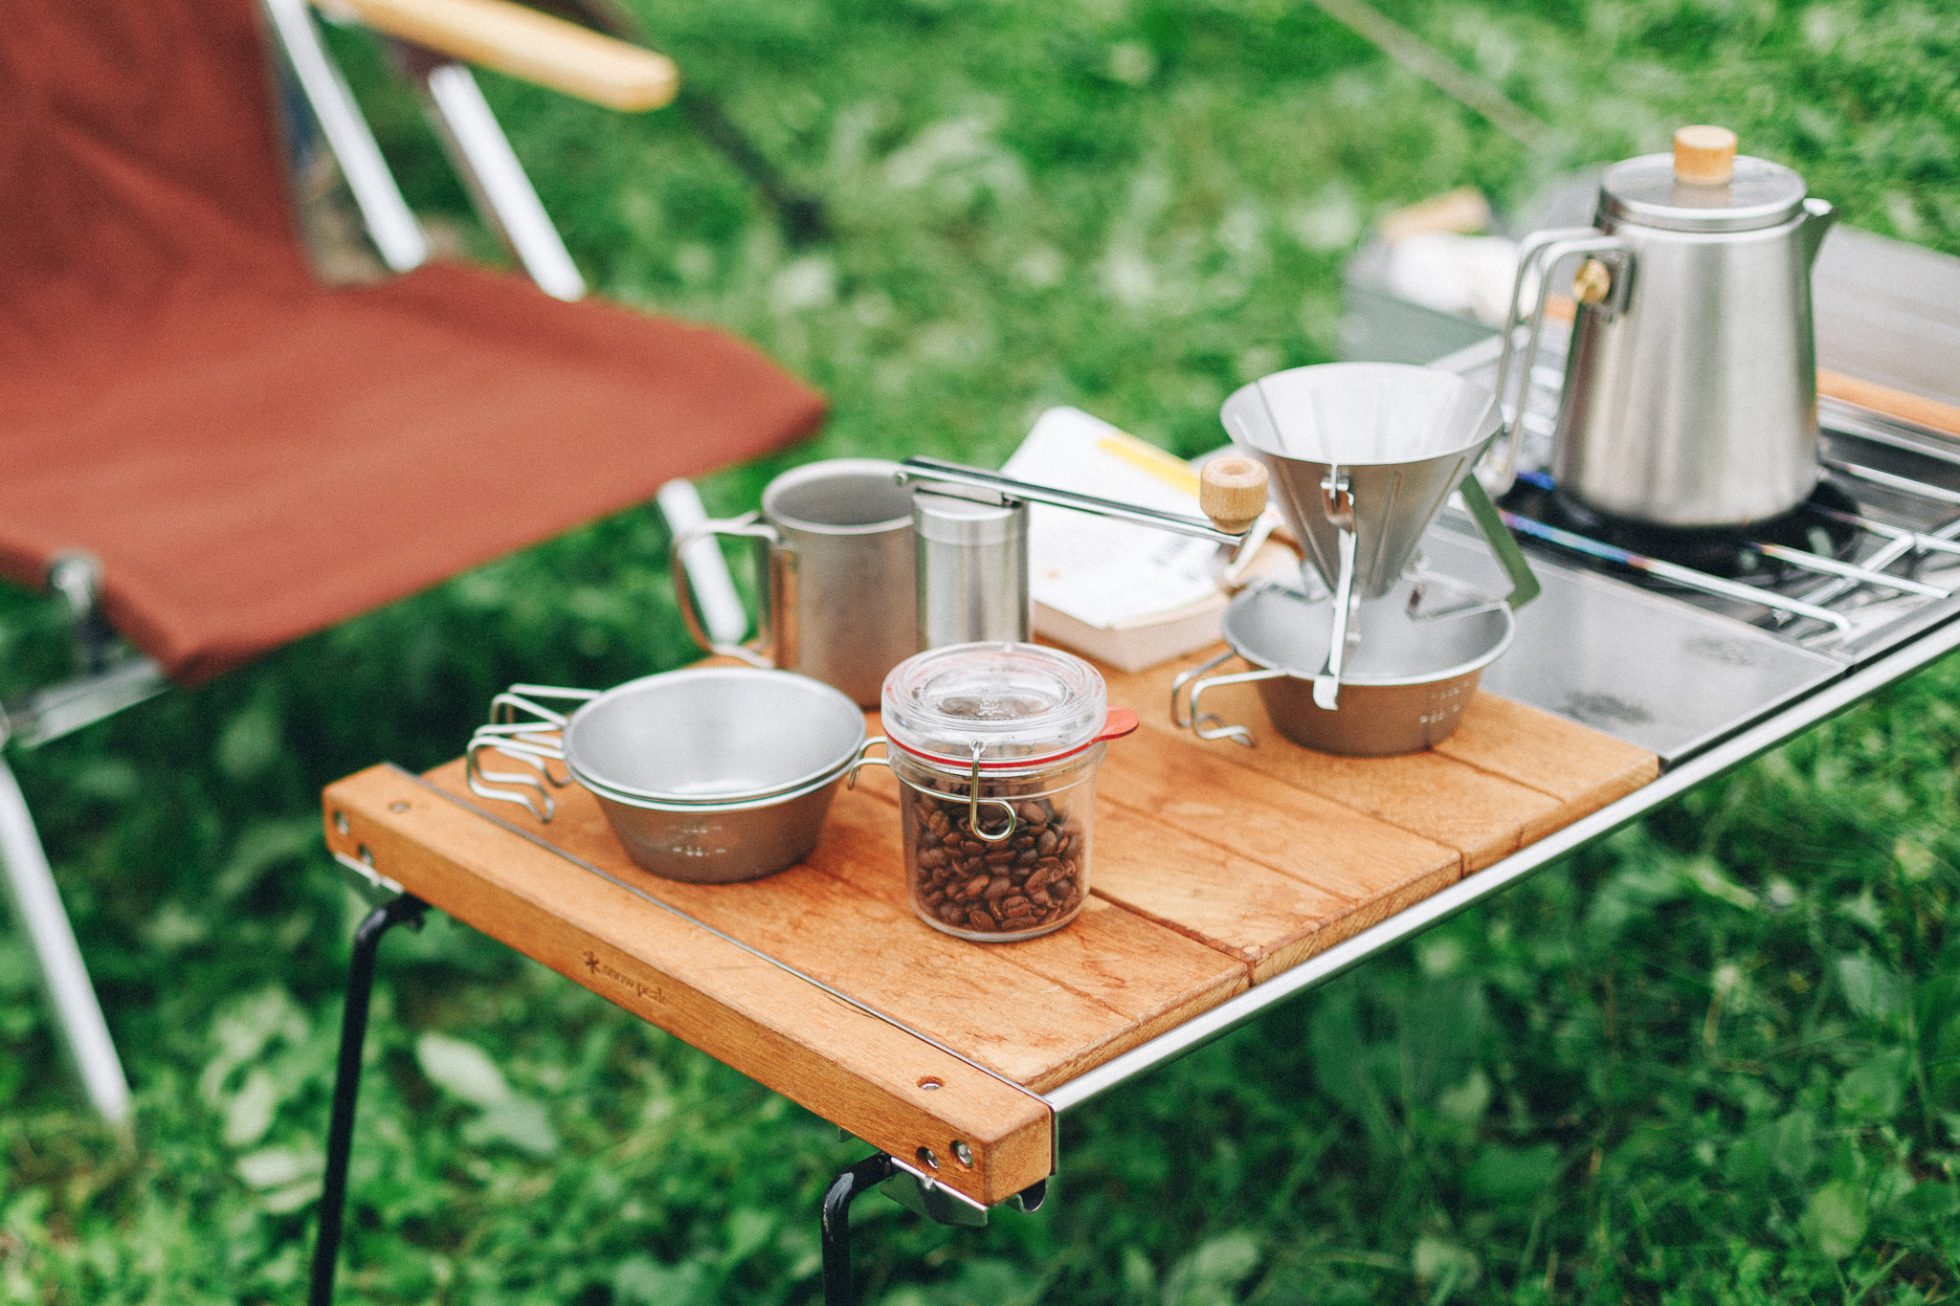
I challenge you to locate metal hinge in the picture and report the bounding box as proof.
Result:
[877,1155,1048,1229]
[333,849,405,907]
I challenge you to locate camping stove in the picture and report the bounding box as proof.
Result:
[1421,334,1960,764]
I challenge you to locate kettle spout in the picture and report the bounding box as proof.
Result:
[1799,197,1837,269]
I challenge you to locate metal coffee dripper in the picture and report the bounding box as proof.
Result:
[1215,362,1540,711]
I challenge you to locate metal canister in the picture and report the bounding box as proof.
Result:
[912,490,1030,648]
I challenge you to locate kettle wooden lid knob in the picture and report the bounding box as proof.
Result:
[1200,455,1269,535]
[1673,124,1738,185]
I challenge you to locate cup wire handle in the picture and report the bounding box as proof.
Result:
[1170,648,1239,729]
[670,512,781,668]
[1185,660,1289,747]
[845,737,889,790]
[466,728,567,821]
[491,683,598,728]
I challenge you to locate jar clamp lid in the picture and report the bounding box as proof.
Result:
[882,642,1116,770]
[879,642,1136,843]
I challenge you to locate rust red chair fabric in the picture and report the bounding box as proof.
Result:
[0,1,824,683]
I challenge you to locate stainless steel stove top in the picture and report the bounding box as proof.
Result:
[1422,335,1960,765]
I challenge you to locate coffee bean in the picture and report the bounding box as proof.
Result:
[906,787,1088,938]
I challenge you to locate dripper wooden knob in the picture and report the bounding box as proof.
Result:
[1673,124,1737,185]
[1200,455,1269,535]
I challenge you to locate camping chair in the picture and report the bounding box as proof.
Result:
[0,0,825,1123]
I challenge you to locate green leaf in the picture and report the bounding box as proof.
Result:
[1465,1143,1561,1204]
[1760,1109,1819,1184]
[1895,1181,1959,1226]
[222,1068,280,1148]
[461,1096,559,1157]
[611,1255,714,1306]
[1307,992,1374,1117]
[1163,1230,1261,1305]
[1435,1069,1493,1126]
[1684,857,1759,909]
[1893,837,1939,883]
[1834,1048,1909,1120]
[414,1033,511,1108]
[260,1179,321,1217]
[948,1258,1034,1304]
[1412,1234,1481,1291]
[201,987,307,1107]
[215,696,284,781]
[721,1207,775,1266]
[1835,954,1905,1024]
[235,1147,316,1192]
[214,818,320,901]
[1800,1182,1868,1260]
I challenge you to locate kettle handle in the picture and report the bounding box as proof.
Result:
[1484,228,1631,496]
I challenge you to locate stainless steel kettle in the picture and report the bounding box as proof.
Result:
[1487,126,1837,526]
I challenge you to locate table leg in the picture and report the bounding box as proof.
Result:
[821,1152,895,1306]
[308,894,428,1306]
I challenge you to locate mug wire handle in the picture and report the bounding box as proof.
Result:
[670,512,781,667]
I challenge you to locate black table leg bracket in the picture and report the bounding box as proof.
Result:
[821,1153,895,1306]
[821,1150,1049,1305]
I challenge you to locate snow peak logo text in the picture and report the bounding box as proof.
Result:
[580,950,662,1004]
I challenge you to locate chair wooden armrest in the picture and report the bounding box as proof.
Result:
[318,0,679,111]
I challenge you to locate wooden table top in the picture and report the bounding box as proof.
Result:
[322,649,1658,1205]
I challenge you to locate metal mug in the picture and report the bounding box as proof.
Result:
[671,459,918,706]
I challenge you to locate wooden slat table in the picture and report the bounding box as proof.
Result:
[319,650,1657,1211]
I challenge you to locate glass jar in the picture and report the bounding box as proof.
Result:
[877,643,1134,942]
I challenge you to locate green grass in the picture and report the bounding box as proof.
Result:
[4,0,1959,1300]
